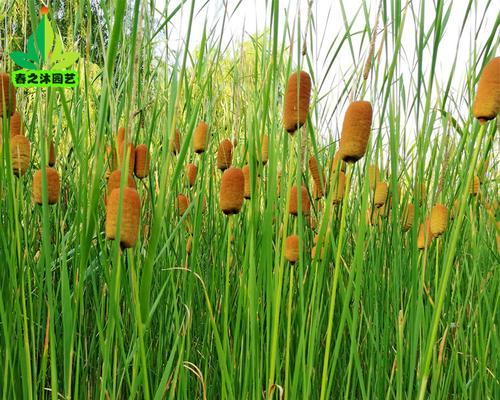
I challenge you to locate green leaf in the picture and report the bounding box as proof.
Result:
[52,52,79,70]
[35,17,46,64]
[10,51,38,70]
[44,17,55,63]
[50,33,64,66]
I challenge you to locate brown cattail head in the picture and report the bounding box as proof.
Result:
[374,182,388,207]
[289,185,311,216]
[283,71,312,133]
[48,140,56,167]
[430,204,448,237]
[242,164,251,199]
[117,127,126,143]
[33,167,60,205]
[338,101,373,163]
[312,172,326,199]
[402,203,414,232]
[284,234,300,263]
[170,128,181,155]
[368,165,380,189]
[0,72,16,117]
[186,163,197,187]
[308,156,321,184]
[416,183,427,205]
[260,134,269,165]
[186,235,193,255]
[134,144,150,179]
[193,121,209,153]
[217,139,233,171]
[220,167,244,215]
[106,170,136,204]
[331,171,346,205]
[417,218,433,250]
[117,141,135,175]
[105,187,141,249]
[10,135,30,176]
[176,194,189,216]
[470,175,480,196]
[472,57,500,124]
[0,111,23,137]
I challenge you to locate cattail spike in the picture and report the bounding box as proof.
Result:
[220,167,244,215]
[283,71,312,133]
[338,101,373,163]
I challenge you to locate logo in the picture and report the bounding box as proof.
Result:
[10,6,79,88]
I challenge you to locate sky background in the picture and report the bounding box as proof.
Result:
[151,0,497,147]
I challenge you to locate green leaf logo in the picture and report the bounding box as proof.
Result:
[10,7,79,70]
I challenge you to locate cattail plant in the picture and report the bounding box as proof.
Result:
[0,72,16,117]
[283,71,312,133]
[176,194,189,216]
[10,135,30,176]
[284,234,300,263]
[430,204,448,237]
[106,170,136,205]
[331,151,346,173]
[312,173,326,199]
[105,187,141,249]
[417,218,433,249]
[368,165,380,189]
[186,163,197,187]
[193,121,208,153]
[220,167,244,214]
[117,126,126,143]
[470,175,480,195]
[260,134,269,165]
[242,164,251,199]
[170,128,181,155]
[309,156,325,198]
[374,182,388,207]
[402,203,414,232]
[331,171,346,205]
[0,111,23,137]
[289,185,311,216]
[186,235,192,255]
[48,140,56,167]
[217,139,233,171]
[134,144,150,179]
[472,57,500,123]
[118,141,135,175]
[33,167,60,205]
[338,101,373,162]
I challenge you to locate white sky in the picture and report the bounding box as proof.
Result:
[152,0,498,146]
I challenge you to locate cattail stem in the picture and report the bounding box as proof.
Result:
[319,164,352,400]
[223,216,232,360]
[417,123,486,400]
[267,133,296,391]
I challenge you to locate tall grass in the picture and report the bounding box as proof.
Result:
[0,0,498,399]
